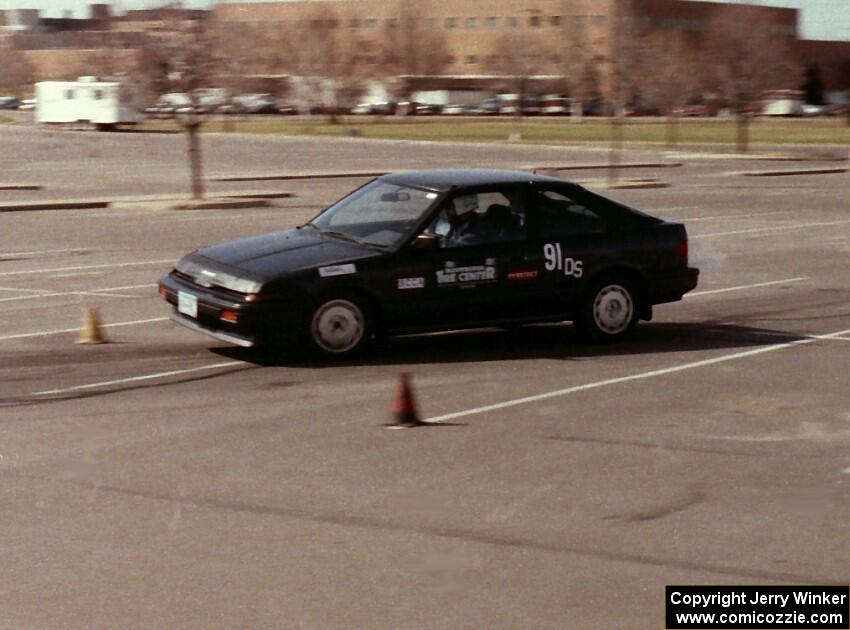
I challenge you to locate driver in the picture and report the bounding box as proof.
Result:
[432,195,494,247]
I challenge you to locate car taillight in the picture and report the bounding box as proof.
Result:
[676,239,688,264]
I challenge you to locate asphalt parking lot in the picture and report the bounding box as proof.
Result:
[1,126,848,629]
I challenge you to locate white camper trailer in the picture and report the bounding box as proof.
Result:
[35,77,142,129]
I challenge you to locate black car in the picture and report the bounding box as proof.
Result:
[159,169,698,356]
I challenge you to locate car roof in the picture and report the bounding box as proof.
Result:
[381,169,575,192]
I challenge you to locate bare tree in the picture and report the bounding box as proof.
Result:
[278,11,364,123]
[561,14,603,121]
[704,5,799,151]
[487,26,547,124]
[379,6,450,102]
[138,14,216,199]
[639,33,699,147]
[0,46,35,95]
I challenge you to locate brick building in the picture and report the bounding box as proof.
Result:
[2,1,849,104]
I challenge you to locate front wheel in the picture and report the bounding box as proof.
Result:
[306,296,370,358]
[575,279,639,342]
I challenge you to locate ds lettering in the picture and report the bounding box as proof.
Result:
[543,243,583,278]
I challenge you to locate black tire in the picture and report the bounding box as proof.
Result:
[575,278,639,342]
[304,294,372,358]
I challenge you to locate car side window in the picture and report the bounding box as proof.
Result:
[536,189,607,237]
[430,190,527,248]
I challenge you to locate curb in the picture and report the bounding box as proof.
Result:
[208,171,388,182]
[734,167,848,178]
[0,184,42,191]
[0,200,109,212]
[529,162,682,173]
[172,198,270,210]
[576,178,671,190]
[0,191,293,213]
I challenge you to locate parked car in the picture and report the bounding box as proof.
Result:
[351,102,397,116]
[470,98,501,115]
[441,104,470,116]
[231,93,280,114]
[159,169,699,356]
[0,96,20,110]
[498,94,542,116]
[541,94,570,116]
[18,98,37,111]
[673,104,716,117]
[415,103,442,115]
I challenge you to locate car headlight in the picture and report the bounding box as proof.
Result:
[175,257,263,294]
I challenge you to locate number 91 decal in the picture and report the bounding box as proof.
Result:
[544,243,583,278]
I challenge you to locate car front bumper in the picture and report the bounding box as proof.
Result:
[158,273,302,348]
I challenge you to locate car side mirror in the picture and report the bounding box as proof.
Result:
[410,232,439,251]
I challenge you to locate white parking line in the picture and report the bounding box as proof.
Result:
[0,316,167,342]
[32,360,245,396]
[424,327,850,424]
[692,219,850,239]
[0,259,174,277]
[0,283,156,303]
[0,247,90,258]
[672,210,790,222]
[687,277,807,297]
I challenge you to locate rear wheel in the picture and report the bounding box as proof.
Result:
[306,296,370,357]
[576,278,639,342]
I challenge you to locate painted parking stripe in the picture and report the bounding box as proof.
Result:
[687,277,807,297]
[423,327,850,424]
[692,219,850,239]
[0,316,167,342]
[32,360,245,396]
[0,283,156,303]
[0,247,91,258]
[672,210,791,222]
[0,259,174,277]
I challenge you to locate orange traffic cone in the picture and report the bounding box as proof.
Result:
[386,372,425,428]
[77,304,107,344]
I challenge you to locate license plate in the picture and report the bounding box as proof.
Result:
[177,291,198,318]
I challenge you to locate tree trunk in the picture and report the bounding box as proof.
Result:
[185,122,204,200]
[666,112,679,148]
[608,114,624,184]
[735,112,749,153]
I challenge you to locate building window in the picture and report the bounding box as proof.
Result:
[405,17,417,29]
[365,18,379,29]
[550,15,562,26]
[445,17,457,28]
[507,16,519,27]
[65,89,74,99]
[426,17,437,29]
[593,15,606,27]
[573,15,585,27]
[385,18,397,29]
[348,18,360,28]
[529,15,541,27]
[465,17,477,28]
[94,89,103,100]
[551,54,561,64]
[445,54,456,65]
[486,16,498,28]
[466,54,478,64]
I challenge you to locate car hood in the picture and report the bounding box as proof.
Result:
[191,227,379,280]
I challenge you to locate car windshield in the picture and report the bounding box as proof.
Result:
[309,180,439,248]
